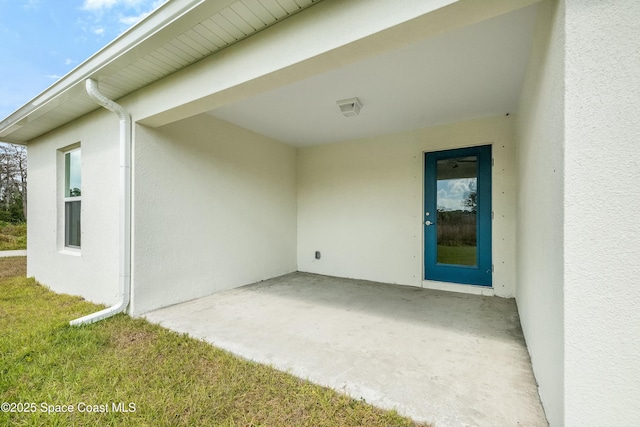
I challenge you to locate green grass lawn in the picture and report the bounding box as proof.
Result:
[437,245,477,266]
[0,257,428,427]
[0,222,26,251]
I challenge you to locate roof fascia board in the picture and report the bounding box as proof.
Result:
[0,0,238,138]
[133,0,541,128]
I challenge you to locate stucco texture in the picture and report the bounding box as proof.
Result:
[564,0,640,425]
[515,0,565,425]
[27,109,120,306]
[131,115,297,314]
[297,115,517,298]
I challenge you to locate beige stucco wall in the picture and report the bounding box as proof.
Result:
[515,1,565,425]
[27,109,120,306]
[563,0,640,425]
[517,1,640,425]
[131,114,297,314]
[297,115,516,297]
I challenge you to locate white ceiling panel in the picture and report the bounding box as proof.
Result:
[260,0,289,20]
[229,2,266,30]
[191,23,226,49]
[240,0,276,23]
[219,7,257,34]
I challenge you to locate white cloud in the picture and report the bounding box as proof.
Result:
[82,0,122,10]
[45,74,62,80]
[22,0,41,10]
[119,13,147,26]
[65,58,74,65]
[119,0,163,26]
[82,0,148,11]
[79,0,163,36]
[437,178,476,211]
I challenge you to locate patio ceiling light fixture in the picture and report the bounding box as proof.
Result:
[336,97,362,117]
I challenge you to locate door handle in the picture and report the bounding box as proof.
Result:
[425,221,433,226]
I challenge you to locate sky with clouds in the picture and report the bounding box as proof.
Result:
[437,178,476,212]
[0,0,163,120]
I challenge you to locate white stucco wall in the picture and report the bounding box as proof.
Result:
[514,1,564,425]
[27,109,120,306]
[564,0,640,425]
[131,114,297,314]
[297,115,516,297]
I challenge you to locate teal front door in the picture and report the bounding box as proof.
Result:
[424,145,492,286]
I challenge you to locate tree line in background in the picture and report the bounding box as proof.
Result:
[0,144,26,223]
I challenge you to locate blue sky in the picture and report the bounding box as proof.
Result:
[0,0,163,120]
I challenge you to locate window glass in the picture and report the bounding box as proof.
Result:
[64,148,81,248]
[65,200,81,248]
[65,150,81,197]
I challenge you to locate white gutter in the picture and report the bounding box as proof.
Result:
[70,79,132,326]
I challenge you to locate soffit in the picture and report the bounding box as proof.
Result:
[0,0,322,144]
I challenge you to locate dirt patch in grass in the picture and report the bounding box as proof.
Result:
[110,324,157,349]
[0,273,432,427]
[0,256,25,278]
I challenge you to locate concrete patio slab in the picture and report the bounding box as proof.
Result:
[142,272,547,426]
[0,250,27,257]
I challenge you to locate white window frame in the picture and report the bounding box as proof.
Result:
[64,147,82,249]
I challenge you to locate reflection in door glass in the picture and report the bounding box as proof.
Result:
[436,156,477,266]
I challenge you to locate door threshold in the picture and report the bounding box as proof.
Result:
[421,280,495,297]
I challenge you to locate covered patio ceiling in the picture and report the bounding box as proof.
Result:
[208,3,538,146]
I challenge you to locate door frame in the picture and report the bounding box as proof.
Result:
[423,145,492,287]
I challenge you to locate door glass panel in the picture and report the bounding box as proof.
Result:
[436,156,477,266]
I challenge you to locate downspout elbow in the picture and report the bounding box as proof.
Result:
[70,79,132,326]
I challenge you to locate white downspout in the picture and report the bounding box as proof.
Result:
[70,79,132,326]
